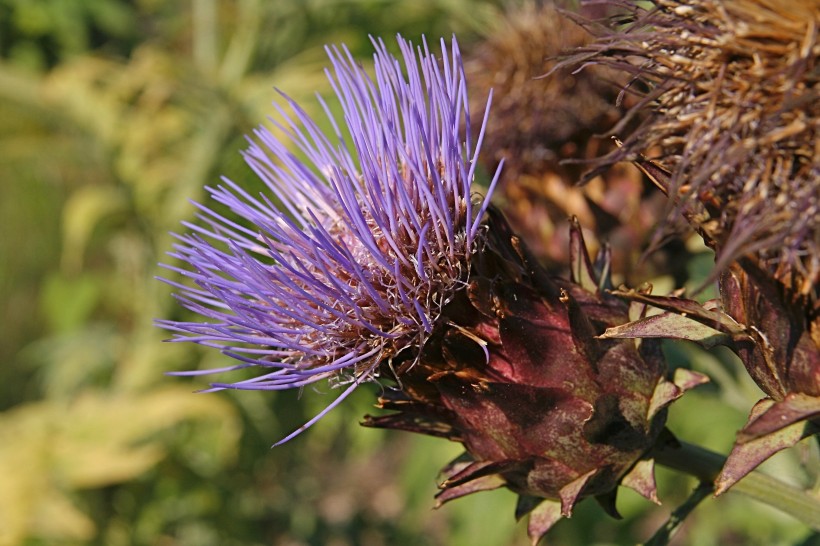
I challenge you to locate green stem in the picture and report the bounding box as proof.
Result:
[643,482,713,546]
[653,440,820,531]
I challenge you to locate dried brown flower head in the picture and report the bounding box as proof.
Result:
[464,2,673,281]
[465,1,623,180]
[558,0,820,491]
[569,0,820,294]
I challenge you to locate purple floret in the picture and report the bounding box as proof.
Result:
[157,34,501,443]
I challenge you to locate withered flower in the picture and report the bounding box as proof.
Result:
[463,1,670,280]
[567,0,820,493]
[569,0,819,292]
[465,1,623,180]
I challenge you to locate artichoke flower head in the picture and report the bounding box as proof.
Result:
[365,211,706,544]
[159,34,500,443]
[160,29,706,544]
[561,0,819,493]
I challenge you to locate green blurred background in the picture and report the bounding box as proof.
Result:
[0,1,816,545]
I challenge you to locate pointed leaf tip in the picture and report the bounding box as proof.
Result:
[527,500,563,546]
[559,468,597,517]
[630,153,673,196]
[648,369,709,420]
[621,458,661,505]
[714,398,806,496]
[599,313,730,349]
[737,393,820,442]
[439,459,506,489]
[435,473,506,505]
[607,289,745,336]
[672,368,711,391]
[569,217,598,293]
[715,421,805,496]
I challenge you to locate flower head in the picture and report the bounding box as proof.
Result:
[364,212,706,543]
[158,35,500,443]
[559,0,820,494]
[463,2,673,283]
[566,0,820,293]
[465,2,625,182]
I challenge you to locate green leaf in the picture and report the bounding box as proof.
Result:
[0,388,240,543]
[60,184,127,273]
[41,274,100,333]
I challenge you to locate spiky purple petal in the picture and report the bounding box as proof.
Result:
[158,34,499,441]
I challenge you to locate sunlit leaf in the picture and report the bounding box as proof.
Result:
[0,388,239,544]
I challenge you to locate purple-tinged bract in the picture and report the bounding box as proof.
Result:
[158,35,500,443]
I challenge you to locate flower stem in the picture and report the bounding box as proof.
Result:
[652,440,820,531]
[643,481,713,546]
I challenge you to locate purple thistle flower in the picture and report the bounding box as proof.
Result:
[158,35,501,444]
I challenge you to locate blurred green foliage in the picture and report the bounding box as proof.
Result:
[0,1,816,545]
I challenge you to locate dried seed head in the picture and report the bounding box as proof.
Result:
[568,0,820,294]
[464,2,671,281]
[569,0,820,493]
[465,2,625,181]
